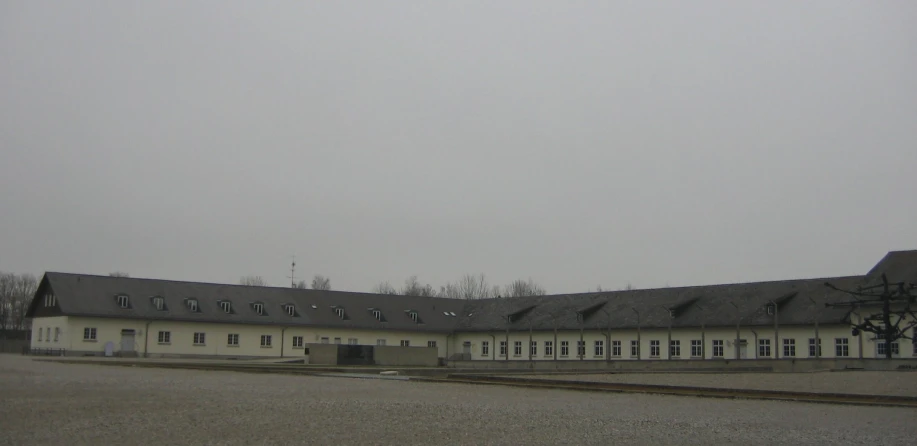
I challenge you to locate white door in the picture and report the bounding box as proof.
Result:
[120,330,136,353]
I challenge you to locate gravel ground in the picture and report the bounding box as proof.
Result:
[1,355,915,446]
[519,372,917,396]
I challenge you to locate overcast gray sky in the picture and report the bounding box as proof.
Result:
[2,1,915,293]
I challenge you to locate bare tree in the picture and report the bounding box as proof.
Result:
[239,275,268,287]
[0,273,37,331]
[401,276,437,297]
[503,278,546,297]
[109,272,130,278]
[373,281,398,295]
[292,280,308,289]
[439,273,493,299]
[311,275,331,291]
[0,272,15,331]
[623,283,635,291]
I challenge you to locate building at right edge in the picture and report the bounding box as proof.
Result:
[449,250,917,363]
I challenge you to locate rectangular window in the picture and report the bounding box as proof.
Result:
[530,341,537,356]
[376,339,386,346]
[877,340,899,356]
[46,327,50,342]
[560,341,569,357]
[427,340,437,348]
[400,340,410,347]
[630,340,639,358]
[285,304,295,316]
[594,340,604,357]
[481,341,489,356]
[513,341,522,356]
[577,340,586,357]
[758,339,771,357]
[83,327,97,341]
[690,340,703,358]
[193,332,206,345]
[670,340,681,358]
[544,341,553,356]
[157,331,171,344]
[320,337,329,344]
[117,295,129,308]
[333,337,341,344]
[808,338,822,357]
[783,338,796,357]
[293,336,304,348]
[38,328,42,342]
[227,333,239,346]
[612,340,622,357]
[650,340,660,358]
[261,335,272,347]
[54,328,60,342]
[219,301,231,313]
[349,338,359,345]
[499,341,507,356]
[253,303,264,315]
[835,338,848,357]
[712,340,724,358]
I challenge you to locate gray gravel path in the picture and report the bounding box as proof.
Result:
[1,354,915,445]
[520,371,917,396]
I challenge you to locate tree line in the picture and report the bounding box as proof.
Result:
[0,272,38,333]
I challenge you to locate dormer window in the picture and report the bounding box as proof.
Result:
[44,293,56,307]
[116,294,130,309]
[252,302,264,315]
[406,310,422,323]
[219,300,232,314]
[284,304,296,316]
[186,298,199,312]
[766,304,775,316]
[369,308,384,321]
[335,307,345,319]
[152,296,166,311]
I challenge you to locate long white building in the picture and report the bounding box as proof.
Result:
[26,250,917,363]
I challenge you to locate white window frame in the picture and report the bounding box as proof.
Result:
[349,338,359,345]
[499,341,507,356]
[261,335,272,347]
[157,331,171,344]
[560,341,569,357]
[530,341,537,356]
[650,340,660,358]
[690,339,702,358]
[759,339,771,357]
[285,304,295,316]
[219,301,231,313]
[409,311,419,323]
[292,336,304,348]
[594,340,604,357]
[808,338,822,357]
[54,327,60,342]
[227,333,239,346]
[630,340,639,358]
[38,328,42,342]
[513,341,522,356]
[670,340,681,358]
[333,337,341,344]
[320,337,329,344]
[193,332,206,345]
[712,340,724,358]
[576,340,586,357]
[376,339,386,346]
[611,340,621,357]
[835,338,848,357]
[427,340,436,348]
[83,327,97,341]
[544,341,553,357]
[253,303,264,315]
[372,309,382,320]
[153,297,164,310]
[400,340,410,347]
[334,307,345,319]
[187,299,198,312]
[117,295,129,308]
[783,338,796,357]
[481,341,489,356]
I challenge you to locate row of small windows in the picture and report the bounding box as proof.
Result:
[111,295,428,322]
[483,338,861,358]
[113,294,299,317]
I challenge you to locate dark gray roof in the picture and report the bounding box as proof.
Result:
[454,275,870,332]
[30,272,467,333]
[27,250,917,334]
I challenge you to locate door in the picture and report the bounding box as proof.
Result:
[739,343,748,359]
[120,329,136,353]
[462,342,471,354]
